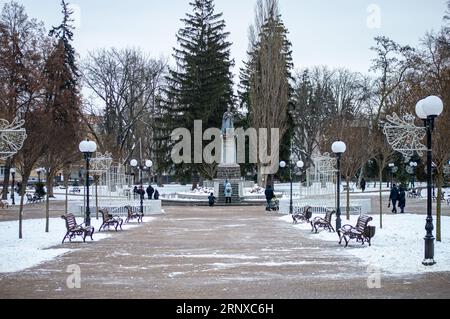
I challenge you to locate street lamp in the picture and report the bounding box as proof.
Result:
[10,168,16,206]
[409,161,418,189]
[416,95,443,266]
[79,139,97,227]
[279,160,304,215]
[332,141,346,231]
[36,167,45,184]
[130,158,153,214]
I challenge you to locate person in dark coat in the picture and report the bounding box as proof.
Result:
[153,189,160,200]
[138,186,145,200]
[146,185,154,200]
[265,185,275,211]
[208,193,216,207]
[360,178,366,192]
[398,186,406,214]
[133,186,138,200]
[389,184,399,214]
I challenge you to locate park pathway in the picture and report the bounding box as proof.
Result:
[1,206,449,298]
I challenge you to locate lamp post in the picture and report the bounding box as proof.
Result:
[416,96,443,266]
[79,140,97,227]
[332,141,346,231]
[279,160,305,215]
[10,168,16,206]
[130,158,153,214]
[36,167,45,184]
[409,161,418,189]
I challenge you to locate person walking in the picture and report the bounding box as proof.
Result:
[398,186,406,214]
[265,185,275,211]
[146,185,154,200]
[360,178,366,192]
[153,189,160,200]
[389,183,399,214]
[208,193,216,207]
[224,181,232,204]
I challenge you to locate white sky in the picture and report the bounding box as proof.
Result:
[4,0,448,79]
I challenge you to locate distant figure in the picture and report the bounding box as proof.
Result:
[398,186,406,214]
[389,184,399,214]
[208,193,216,207]
[138,186,145,201]
[360,178,366,192]
[146,185,154,200]
[224,181,232,204]
[265,185,275,212]
[133,186,138,200]
[154,189,160,200]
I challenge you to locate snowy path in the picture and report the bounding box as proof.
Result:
[0,206,449,298]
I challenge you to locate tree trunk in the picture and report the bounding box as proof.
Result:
[64,166,71,215]
[45,173,53,232]
[346,178,350,220]
[191,169,199,190]
[65,178,69,214]
[19,173,30,239]
[47,172,55,197]
[157,173,164,187]
[45,189,50,233]
[1,158,11,200]
[379,168,383,229]
[436,171,443,242]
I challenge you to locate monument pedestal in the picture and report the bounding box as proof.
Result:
[217,163,241,180]
[214,178,244,204]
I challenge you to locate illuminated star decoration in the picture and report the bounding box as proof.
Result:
[383,113,427,157]
[0,118,27,160]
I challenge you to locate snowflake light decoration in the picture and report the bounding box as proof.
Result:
[0,118,27,160]
[313,153,337,173]
[383,113,427,157]
[90,152,113,175]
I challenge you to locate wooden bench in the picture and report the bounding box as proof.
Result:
[292,206,312,224]
[338,214,375,248]
[61,213,95,243]
[0,200,10,209]
[125,206,144,224]
[311,209,335,233]
[99,208,123,232]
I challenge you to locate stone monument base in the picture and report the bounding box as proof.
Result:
[214,178,244,204]
[217,164,241,180]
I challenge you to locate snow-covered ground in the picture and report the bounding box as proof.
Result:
[280,213,450,275]
[0,216,154,273]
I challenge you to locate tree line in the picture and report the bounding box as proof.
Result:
[1,0,449,239]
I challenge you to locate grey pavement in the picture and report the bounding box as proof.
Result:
[1,204,450,299]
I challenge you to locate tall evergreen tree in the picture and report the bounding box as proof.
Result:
[41,0,81,232]
[163,0,234,186]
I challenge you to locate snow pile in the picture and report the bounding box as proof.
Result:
[191,186,214,194]
[0,217,153,273]
[280,213,450,275]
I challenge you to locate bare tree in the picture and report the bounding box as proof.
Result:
[0,1,45,199]
[82,48,166,164]
[322,117,374,221]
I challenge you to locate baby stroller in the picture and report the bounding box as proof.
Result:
[267,196,280,212]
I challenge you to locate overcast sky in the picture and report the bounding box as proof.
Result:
[4,0,448,77]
